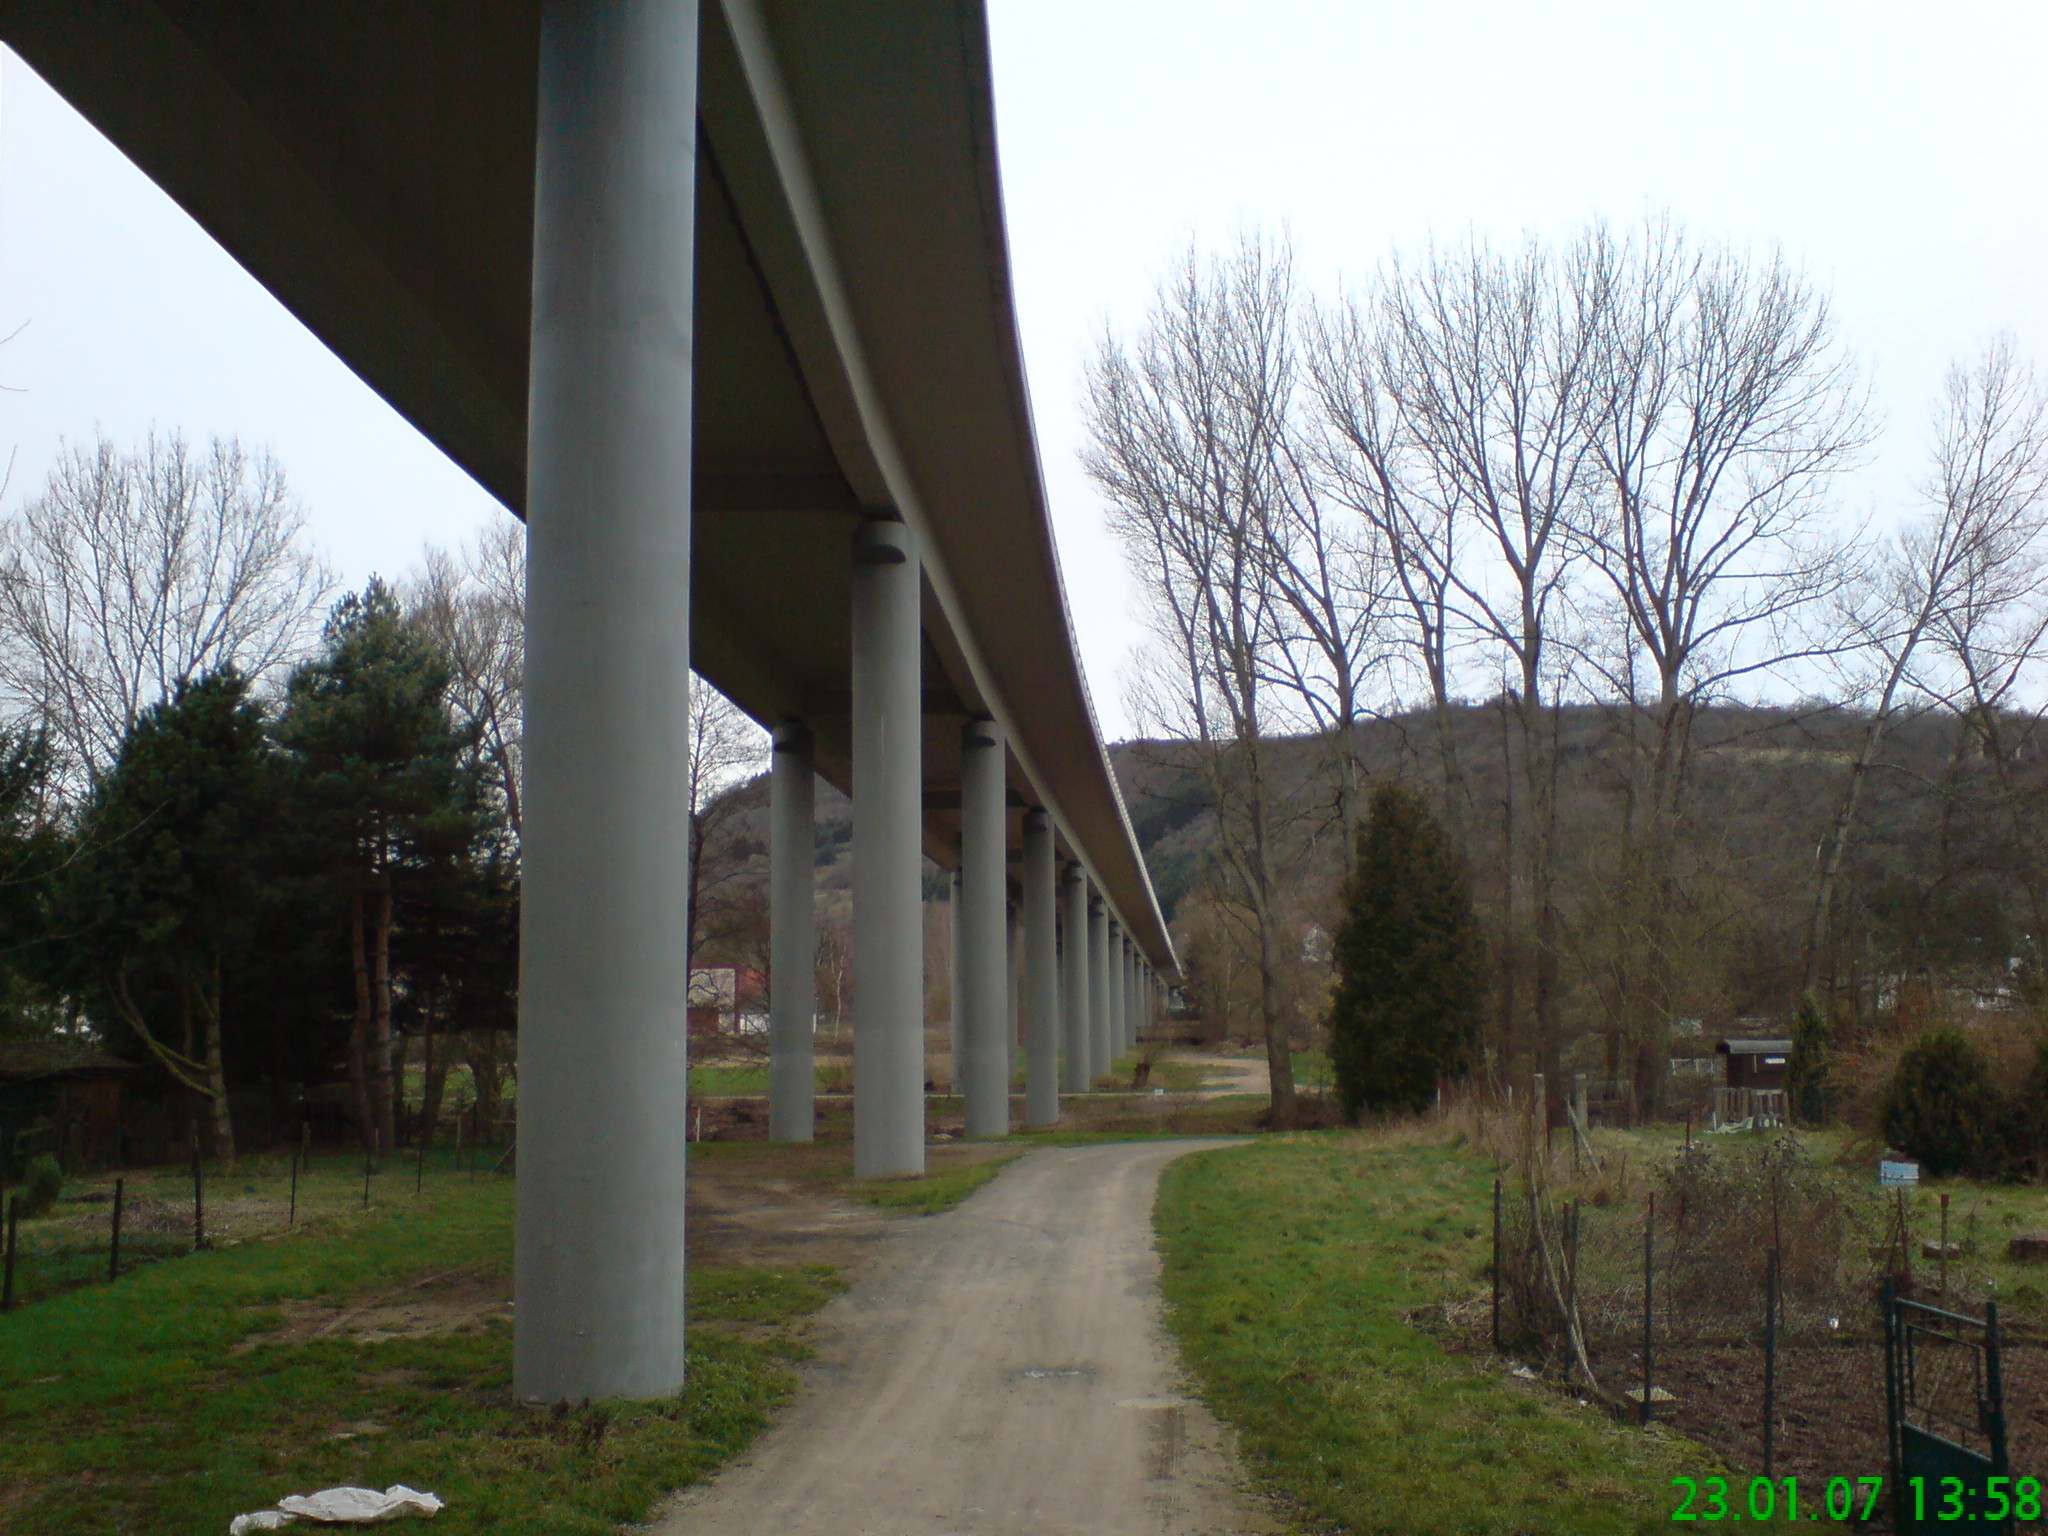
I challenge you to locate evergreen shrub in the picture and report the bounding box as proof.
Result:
[15,1153,62,1217]
[1328,781,1481,1121]
[1879,1027,2013,1179]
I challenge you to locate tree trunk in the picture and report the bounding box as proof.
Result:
[1804,710,1893,998]
[464,1031,503,1137]
[348,887,374,1154]
[194,969,236,1166]
[420,1010,450,1146]
[370,866,396,1155]
[1243,739,1300,1129]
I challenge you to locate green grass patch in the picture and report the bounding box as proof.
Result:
[1155,1134,1781,1535]
[1291,1049,1334,1090]
[853,1153,1022,1215]
[0,1176,838,1535]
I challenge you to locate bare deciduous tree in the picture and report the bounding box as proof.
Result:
[1374,232,1601,1092]
[406,518,526,834]
[0,433,331,783]
[1806,337,2048,994]
[1578,218,1872,816]
[1086,233,1307,1126]
[685,678,768,987]
[1571,219,1871,1105]
[1309,287,1472,833]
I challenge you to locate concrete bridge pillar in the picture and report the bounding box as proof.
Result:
[1061,864,1091,1094]
[1022,810,1059,1125]
[769,721,816,1142]
[959,717,1010,1138]
[852,516,925,1177]
[947,869,962,1087]
[1114,937,1127,1055]
[515,0,700,1404]
[1129,946,1140,1048]
[1088,898,1111,1083]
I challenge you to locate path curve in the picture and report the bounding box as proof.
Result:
[654,1141,1271,1536]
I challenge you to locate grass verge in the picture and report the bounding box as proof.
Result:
[853,1153,1023,1215]
[0,1177,839,1535]
[1155,1132,1794,1535]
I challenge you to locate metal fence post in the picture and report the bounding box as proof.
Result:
[108,1177,124,1282]
[1641,1192,1655,1426]
[1881,1279,1902,1522]
[1985,1300,2008,1481]
[1565,1197,1581,1378]
[2,1193,17,1310]
[190,1131,205,1252]
[1763,1246,1778,1478]
[1491,1176,1502,1351]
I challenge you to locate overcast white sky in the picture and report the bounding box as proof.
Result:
[4,3,2046,739]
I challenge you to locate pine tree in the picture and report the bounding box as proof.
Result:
[1328,781,1482,1120]
[1881,1028,2012,1179]
[1785,992,1833,1126]
[57,670,277,1160]
[276,582,485,1155]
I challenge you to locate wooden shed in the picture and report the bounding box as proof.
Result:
[1716,1038,1792,1091]
[0,1039,142,1174]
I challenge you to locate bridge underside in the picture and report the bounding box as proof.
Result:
[2,0,1177,1401]
[1,0,1172,932]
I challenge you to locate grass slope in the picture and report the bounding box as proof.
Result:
[1155,1133,1784,1536]
[0,1178,837,1535]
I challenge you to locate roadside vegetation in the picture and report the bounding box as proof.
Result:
[1155,1131,1793,1536]
[0,1144,1033,1532]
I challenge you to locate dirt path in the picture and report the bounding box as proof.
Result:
[1175,1054,1271,1099]
[653,1140,1273,1536]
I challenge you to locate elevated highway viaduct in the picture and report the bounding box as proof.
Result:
[1,0,1178,1401]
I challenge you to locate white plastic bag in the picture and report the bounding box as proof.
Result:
[228,1484,443,1532]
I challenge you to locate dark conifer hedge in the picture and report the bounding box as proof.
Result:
[1328,781,1481,1121]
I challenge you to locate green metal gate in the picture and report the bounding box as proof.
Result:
[1885,1283,2013,1533]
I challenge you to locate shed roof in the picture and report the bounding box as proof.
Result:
[1716,1039,1793,1056]
[0,1039,142,1081]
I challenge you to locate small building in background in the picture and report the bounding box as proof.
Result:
[0,1039,143,1174]
[1716,1037,1792,1092]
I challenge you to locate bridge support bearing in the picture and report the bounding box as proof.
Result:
[1089,899,1112,1083]
[769,722,816,1142]
[959,718,1010,1138]
[1023,810,1060,1125]
[852,517,926,1178]
[515,0,700,1404]
[1061,866,1091,1094]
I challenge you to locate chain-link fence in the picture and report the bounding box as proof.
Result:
[1492,1133,2045,1529]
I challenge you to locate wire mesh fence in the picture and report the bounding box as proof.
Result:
[0,1124,507,1313]
[1492,1131,2045,1529]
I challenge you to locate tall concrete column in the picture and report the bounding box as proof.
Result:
[1106,921,1124,1062]
[1088,897,1111,1082]
[1113,936,1127,1054]
[1061,864,1090,1093]
[958,718,1009,1138]
[769,722,815,1142]
[1126,942,1139,1051]
[947,869,962,1087]
[1007,900,1020,1058]
[516,0,699,1405]
[852,516,924,1177]
[1022,810,1059,1125]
